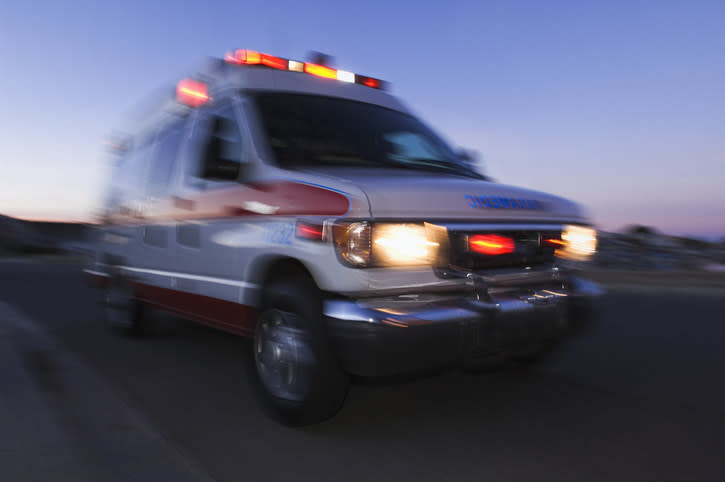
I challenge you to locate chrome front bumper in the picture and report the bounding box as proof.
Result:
[324,276,603,376]
[325,276,603,327]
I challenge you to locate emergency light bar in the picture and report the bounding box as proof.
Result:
[224,49,386,90]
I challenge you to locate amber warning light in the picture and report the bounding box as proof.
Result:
[176,79,209,107]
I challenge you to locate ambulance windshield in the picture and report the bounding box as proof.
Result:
[252,93,483,179]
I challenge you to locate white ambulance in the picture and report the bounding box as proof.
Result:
[88,49,601,425]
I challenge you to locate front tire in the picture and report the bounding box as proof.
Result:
[248,277,349,426]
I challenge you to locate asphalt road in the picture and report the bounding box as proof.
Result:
[2,261,724,482]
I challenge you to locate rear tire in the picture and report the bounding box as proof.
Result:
[247,276,349,426]
[103,274,146,337]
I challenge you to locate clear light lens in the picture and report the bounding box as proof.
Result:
[333,222,372,266]
[559,225,597,260]
[288,60,304,72]
[337,70,355,83]
[373,224,439,266]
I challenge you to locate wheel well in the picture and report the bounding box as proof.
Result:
[250,257,321,315]
[256,257,318,293]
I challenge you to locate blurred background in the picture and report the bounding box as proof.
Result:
[0,0,723,260]
[2,3,725,481]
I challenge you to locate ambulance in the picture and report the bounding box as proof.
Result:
[87,49,601,425]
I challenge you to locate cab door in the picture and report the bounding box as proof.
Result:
[171,97,255,325]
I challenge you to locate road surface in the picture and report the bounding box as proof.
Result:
[1,260,724,481]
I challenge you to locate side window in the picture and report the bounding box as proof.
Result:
[183,102,245,186]
[147,124,184,198]
[112,133,157,204]
[383,131,444,163]
[210,104,243,164]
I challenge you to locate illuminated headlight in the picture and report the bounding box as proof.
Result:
[333,222,441,267]
[558,225,598,261]
[373,223,439,266]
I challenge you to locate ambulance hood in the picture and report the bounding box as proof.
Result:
[301,167,588,224]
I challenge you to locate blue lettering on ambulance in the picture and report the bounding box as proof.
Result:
[465,195,543,210]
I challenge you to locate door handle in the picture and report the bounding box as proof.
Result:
[173,197,195,210]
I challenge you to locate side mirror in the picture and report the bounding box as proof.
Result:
[456,148,492,181]
[456,148,479,167]
[200,136,241,181]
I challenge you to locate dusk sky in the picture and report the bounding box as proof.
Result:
[1,0,723,237]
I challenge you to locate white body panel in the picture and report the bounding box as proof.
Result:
[95,60,593,329]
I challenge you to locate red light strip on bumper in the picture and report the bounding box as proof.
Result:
[469,234,515,255]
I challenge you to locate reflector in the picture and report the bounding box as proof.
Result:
[296,222,324,241]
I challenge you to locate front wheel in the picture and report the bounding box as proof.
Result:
[248,277,349,426]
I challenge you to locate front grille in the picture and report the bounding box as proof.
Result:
[446,228,561,270]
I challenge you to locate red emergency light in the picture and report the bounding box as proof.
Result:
[176,79,209,107]
[357,75,381,89]
[225,49,288,70]
[469,234,515,256]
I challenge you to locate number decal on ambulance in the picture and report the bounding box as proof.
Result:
[263,222,294,245]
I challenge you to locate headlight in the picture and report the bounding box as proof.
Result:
[557,225,597,261]
[332,222,372,267]
[333,222,441,267]
[373,223,440,266]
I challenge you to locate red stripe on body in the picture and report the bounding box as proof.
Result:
[84,271,109,288]
[108,181,350,225]
[133,282,258,336]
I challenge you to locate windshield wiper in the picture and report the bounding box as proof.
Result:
[391,157,486,180]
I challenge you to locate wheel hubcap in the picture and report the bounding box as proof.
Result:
[105,283,133,327]
[254,309,313,402]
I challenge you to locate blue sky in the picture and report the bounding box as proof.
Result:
[0,0,723,237]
